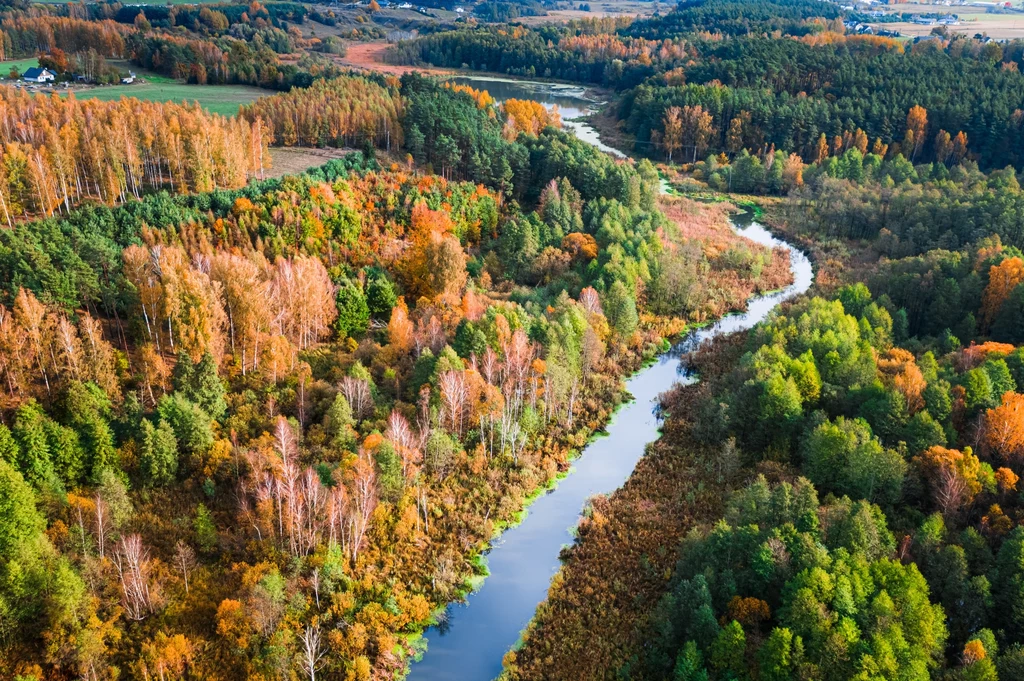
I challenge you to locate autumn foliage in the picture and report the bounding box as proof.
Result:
[0,89,268,222]
[982,257,1024,329]
[502,98,561,137]
[240,76,403,150]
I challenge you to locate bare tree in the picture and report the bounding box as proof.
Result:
[439,370,469,438]
[310,568,321,610]
[93,493,111,559]
[113,534,157,620]
[173,540,197,595]
[340,376,371,420]
[937,464,968,519]
[386,410,422,480]
[298,624,326,681]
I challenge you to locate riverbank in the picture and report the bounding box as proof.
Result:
[500,220,814,681]
[387,72,808,681]
[406,206,808,680]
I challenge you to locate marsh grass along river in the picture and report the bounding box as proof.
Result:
[407,78,814,681]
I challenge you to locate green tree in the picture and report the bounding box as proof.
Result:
[62,381,117,478]
[710,620,747,679]
[801,417,905,506]
[335,280,370,339]
[453,319,488,360]
[157,393,215,454]
[11,401,56,489]
[194,503,218,553]
[604,280,639,338]
[425,429,459,478]
[674,641,709,681]
[366,271,398,321]
[325,393,357,452]
[0,459,44,556]
[44,419,85,487]
[374,441,403,503]
[983,358,1016,398]
[838,282,872,317]
[172,350,195,394]
[902,410,946,455]
[757,628,794,681]
[964,368,995,412]
[190,353,227,421]
[0,424,17,467]
[139,419,179,487]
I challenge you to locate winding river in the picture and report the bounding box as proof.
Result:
[406,77,814,681]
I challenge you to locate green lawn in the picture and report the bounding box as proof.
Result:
[68,81,271,116]
[0,57,271,116]
[0,58,40,77]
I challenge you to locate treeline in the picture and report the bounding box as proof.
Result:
[111,1,309,30]
[622,0,842,39]
[0,88,268,222]
[391,0,1024,172]
[24,0,310,30]
[474,1,547,22]
[125,31,339,89]
[0,15,130,60]
[782,163,1024,257]
[385,25,675,88]
[619,36,1024,171]
[239,75,403,150]
[642,479,950,681]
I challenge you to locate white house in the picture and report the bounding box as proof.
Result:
[121,71,136,84]
[22,67,56,84]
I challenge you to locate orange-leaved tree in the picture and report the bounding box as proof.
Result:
[981,257,1024,329]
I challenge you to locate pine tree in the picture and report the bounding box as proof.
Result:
[190,353,227,421]
[335,281,370,339]
[140,419,179,487]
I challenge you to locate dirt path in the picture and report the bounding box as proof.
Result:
[337,41,454,76]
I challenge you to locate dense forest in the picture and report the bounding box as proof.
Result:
[506,239,1024,681]
[0,63,794,678]
[388,0,1024,172]
[11,0,1024,679]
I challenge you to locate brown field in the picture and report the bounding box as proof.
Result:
[868,2,1024,38]
[335,41,454,75]
[266,147,356,178]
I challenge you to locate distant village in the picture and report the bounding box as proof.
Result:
[843,0,1024,41]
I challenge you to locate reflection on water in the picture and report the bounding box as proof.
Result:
[408,76,813,681]
[447,75,628,158]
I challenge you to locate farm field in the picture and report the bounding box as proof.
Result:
[0,58,268,115]
[338,40,455,75]
[879,14,1024,37]
[866,2,1024,37]
[266,146,356,178]
[67,81,270,116]
[0,58,39,77]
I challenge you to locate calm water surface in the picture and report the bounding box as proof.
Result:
[407,78,813,681]
[447,76,628,158]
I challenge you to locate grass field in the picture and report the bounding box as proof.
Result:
[69,81,271,116]
[866,2,1024,38]
[0,56,270,115]
[0,58,40,78]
